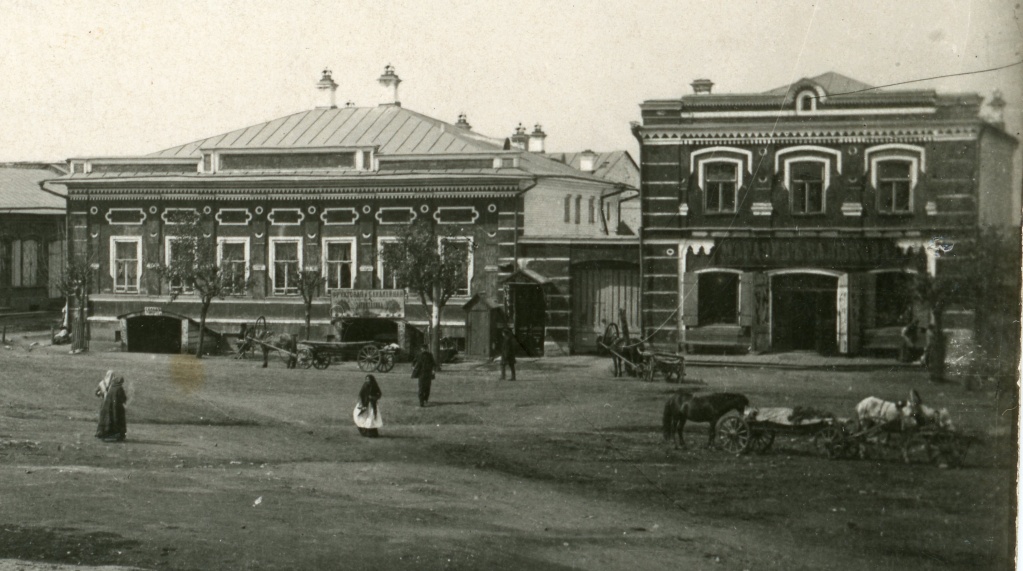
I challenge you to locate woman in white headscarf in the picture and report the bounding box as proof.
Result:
[95,370,128,442]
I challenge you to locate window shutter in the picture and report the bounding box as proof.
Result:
[680,272,699,327]
[738,272,754,326]
[12,240,21,287]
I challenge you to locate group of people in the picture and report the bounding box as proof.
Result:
[93,329,523,443]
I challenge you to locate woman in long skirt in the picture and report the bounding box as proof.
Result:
[353,374,382,437]
[95,370,128,442]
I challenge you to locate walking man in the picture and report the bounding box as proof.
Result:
[500,328,517,381]
[411,344,436,407]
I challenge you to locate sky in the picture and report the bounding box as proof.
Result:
[0,0,1020,185]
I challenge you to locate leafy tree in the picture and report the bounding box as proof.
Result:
[912,227,1021,382]
[379,219,475,359]
[57,257,94,352]
[293,268,325,340]
[156,211,251,358]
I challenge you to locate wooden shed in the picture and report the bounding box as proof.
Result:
[462,294,506,360]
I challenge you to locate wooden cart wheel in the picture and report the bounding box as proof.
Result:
[357,345,381,372]
[377,352,396,373]
[253,317,268,340]
[928,431,968,468]
[815,424,848,459]
[312,354,331,370]
[716,416,751,454]
[296,347,314,369]
[748,430,775,454]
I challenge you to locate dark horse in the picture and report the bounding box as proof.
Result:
[609,339,644,378]
[662,391,750,448]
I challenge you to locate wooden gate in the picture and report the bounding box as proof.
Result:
[570,261,640,353]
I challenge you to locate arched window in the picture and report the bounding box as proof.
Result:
[790,161,825,214]
[796,90,817,114]
[875,159,913,214]
[588,196,595,224]
[563,195,571,223]
[574,195,582,224]
[703,162,738,213]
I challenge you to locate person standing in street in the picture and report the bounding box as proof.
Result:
[353,374,383,437]
[411,344,436,407]
[95,370,128,442]
[500,328,517,381]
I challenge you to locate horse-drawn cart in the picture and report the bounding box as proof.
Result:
[638,350,686,383]
[715,407,851,456]
[297,340,398,372]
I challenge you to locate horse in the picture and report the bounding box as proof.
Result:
[662,391,750,449]
[855,390,956,463]
[608,338,644,378]
[260,332,298,369]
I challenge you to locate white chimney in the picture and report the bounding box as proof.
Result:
[455,112,471,130]
[528,124,546,153]
[510,123,529,150]
[579,149,597,172]
[316,68,339,109]
[377,64,402,107]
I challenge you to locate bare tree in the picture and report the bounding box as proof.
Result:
[156,211,251,358]
[57,258,93,352]
[379,219,475,359]
[293,268,325,340]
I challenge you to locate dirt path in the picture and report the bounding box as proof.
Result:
[0,348,1014,570]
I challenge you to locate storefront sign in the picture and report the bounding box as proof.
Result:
[358,265,374,272]
[252,264,267,271]
[713,239,906,269]
[331,289,405,319]
[143,306,162,316]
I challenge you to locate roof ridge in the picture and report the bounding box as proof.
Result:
[147,109,314,157]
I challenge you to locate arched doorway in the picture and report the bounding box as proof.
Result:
[125,315,182,353]
[771,272,839,354]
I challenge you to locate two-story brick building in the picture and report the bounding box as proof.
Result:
[633,72,1017,356]
[60,68,637,354]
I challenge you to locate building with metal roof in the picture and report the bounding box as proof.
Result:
[0,163,67,313]
[634,71,1017,366]
[62,68,639,355]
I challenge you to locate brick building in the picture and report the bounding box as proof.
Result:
[60,68,636,354]
[633,72,1018,356]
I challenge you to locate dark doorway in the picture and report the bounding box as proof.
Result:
[771,273,838,354]
[126,315,182,353]
[507,283,545,357]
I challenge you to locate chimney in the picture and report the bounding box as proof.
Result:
[316,68,339,109]
[690,78,714,95]
[377,64,402,106]
[579,149,597,172]
[528,124,546,153]
[345,100,356,108]
[983,89,1007,129]
[510,123,529,150]
[455,112,472,130]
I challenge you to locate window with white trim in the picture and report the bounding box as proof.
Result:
[111,237,141,294]
[790,161,825,214]
[876,160,913,214]
[440,236,474,297]
[697,272,739,325]
[217,237,249,295]
[703,162,738,213]
[164,237,193,294]
[796,91,817,113]
[377,237,405,289]
[269,238,302,295]
[323,238,356,291]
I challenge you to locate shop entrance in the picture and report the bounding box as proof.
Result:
[771,273,838,354]
[125,315,182,354]
[507,283,545,357]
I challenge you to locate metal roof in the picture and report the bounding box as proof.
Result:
[545,151,638,187]
[149,106,508,158]
[0,163,67,212]
[763,72,876,96]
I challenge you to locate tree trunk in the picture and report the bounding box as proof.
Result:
[72,293,88,352]
[305,302,312,340]
[197,298,211,359]
[430,283,442,362]
[927,306,946,382]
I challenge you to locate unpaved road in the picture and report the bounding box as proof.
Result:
[0,344,1015,570]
